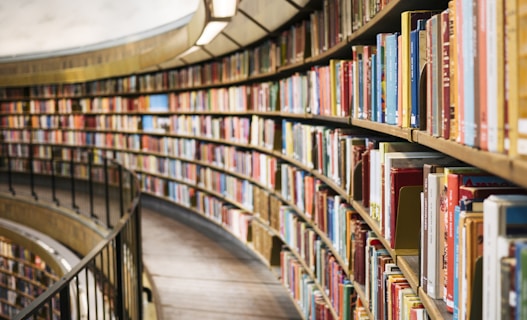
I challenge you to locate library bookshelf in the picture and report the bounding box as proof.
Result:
[1,0,525,319]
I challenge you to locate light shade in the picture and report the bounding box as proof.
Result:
[211,0,237,18]
[196,21,228,45]
[177,45,201,58]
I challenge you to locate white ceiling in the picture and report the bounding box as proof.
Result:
[0,0,198,59]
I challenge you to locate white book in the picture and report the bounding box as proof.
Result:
[383,152,443,244]
[483,195,527,320]
[370,149,380,223]
[427,173,444,299]
[420,190,426,290]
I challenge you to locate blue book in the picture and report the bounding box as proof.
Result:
[462,0,476,146]
[385,33,399,125]
[410,20,426,128]
[142,115,154,131]
[148,94,169,112]
[376,34,389,123]
[453,205,461,320]
[358,53,364,119]
[327,196,334,241]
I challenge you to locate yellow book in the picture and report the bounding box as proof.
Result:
[505,0,518,155]
[516,0,527,157]
[329,59,342,117]
[448,1,458,141]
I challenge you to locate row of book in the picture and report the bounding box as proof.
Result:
[0,238,59,318]
[344,2,526,156]
[3,156,121,187]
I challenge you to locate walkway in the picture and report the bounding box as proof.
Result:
[0,179,302,320]
[141,195,302,320]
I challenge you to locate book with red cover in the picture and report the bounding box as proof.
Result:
[362,149,371,207]
[445,171,515,311]
[389,167,424,248]
[354,227,369,285]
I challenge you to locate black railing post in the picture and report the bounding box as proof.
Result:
[88,150,95,219]
[104,157,111,228]
[6,146,15,195]
[51,148,59,206]
[29,143,38,200]
[115,233,125,319]
[118,165,124,218]
[130,171,135,209]
[59,285,71,319]
[134,200,143,319]
[70,153,79,212]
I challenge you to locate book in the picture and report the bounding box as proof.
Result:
[376,33,390,124]
[483,195,527,320]
[410,20,427,129]
[385,33,399,125]
[383,151,443,242]
[401,11,438,128]
[427,172,445,299]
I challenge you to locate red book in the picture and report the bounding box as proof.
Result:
[340,61,351,117]
[361,149,371,207]
[445,171,515,311]
[389,167,423,248]
[391,281,410,319]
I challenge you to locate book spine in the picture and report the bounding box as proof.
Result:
[401,12,412,128]
[441,10,451,139]
[386,34,398,125]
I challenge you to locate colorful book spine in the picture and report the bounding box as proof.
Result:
[386,33,399,126]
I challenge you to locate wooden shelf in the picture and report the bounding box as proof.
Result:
[352,118,413,141]
[276,194,350,276]
[305,39,352,65]
[418,287,452,320]
[351,200,396,259]
[353,282,374,319]
[412,131,527,189]
[397,255,419,293]
[308,114,351,125]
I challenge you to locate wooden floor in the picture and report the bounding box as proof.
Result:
[141,196,302,320]
[0,180,302,320]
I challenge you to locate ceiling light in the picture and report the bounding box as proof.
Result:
[196,21,228,45]
[211,0,237,18]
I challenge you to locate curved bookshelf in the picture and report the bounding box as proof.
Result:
[1,0,524,318]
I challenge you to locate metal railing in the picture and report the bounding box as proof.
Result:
[0,143,143,320]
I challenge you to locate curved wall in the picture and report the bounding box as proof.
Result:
[0,194,107,258]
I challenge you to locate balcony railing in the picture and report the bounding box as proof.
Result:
[0,143,143,320]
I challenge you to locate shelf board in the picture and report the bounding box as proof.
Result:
[351,201,396,259]
[308,114,351,125]
[396,255,419,293]
[305,39,352,65]
[352,118,413,141]
[277,59,306,74]
[277,194,350,276]
[284,240,339,320]
[412,131,527,188]
[353,282,374,319]
[248,70,277,83]
[418,287,452,320]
